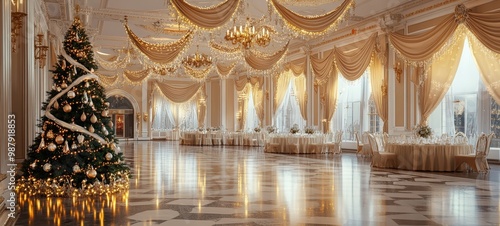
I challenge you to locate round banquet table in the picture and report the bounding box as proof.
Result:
[385,143,472,171]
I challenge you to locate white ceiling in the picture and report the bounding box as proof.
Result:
[44,0,431,73]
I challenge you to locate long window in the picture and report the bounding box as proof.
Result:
[151,90,198,131]
[330,71,380,140]
[244,88,260,131]
[429,38,499,154]
[273,80,306,133]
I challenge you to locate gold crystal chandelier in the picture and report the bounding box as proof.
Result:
[182,45,212,68]
[224,18,270,49]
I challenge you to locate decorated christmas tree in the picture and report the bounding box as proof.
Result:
[18,16,130,196]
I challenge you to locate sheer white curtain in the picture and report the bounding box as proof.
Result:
[273,79,306,133]
[428,38,483,141]
[152,89,198,131]
[244,88,260,131]
[330,72,371,140]
[152,90,175,130]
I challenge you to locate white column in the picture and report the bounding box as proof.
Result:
[140,81,149,139]
[205,81,211,127]
[1,0,14,223]
[306,51,313,127]
[220,78,226,129]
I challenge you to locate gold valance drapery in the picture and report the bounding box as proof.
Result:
[170,0,240,29]
[154,80,203,103]
[245,42,289,71]
[124,23,193,65]
[334,33,378,81]
[216,61,237,78]
[269,0,353,35]
[95,53,128,71]
[284,57,306,76]
[123,68,151,84]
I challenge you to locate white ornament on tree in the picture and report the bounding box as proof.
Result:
[85,81,89,88]
[105,153,113,161]
[30,162,37,169]
[67,90,76,99]
[101,110,108,117]
[48,143,57,152]
[38,138,45,150]
[82,92,88,104]
[108,120,113,127]
[43,163,52,172]
[71,143,78,150]
[77,134,85,143]
[73,164,81,173]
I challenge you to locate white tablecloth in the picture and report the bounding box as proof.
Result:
[265,134,324,154]
[385,143,472,171]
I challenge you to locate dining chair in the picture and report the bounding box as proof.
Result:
[212,132,222,146]
[286,136,300,154]
[265,137,281,153]
[355,131,364,156]
[454,132,468,144]
[454,133,488,172]
[307,135,324,154]
[368,134,397,168]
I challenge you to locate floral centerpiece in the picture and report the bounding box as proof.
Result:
[414,124,433,138]
[266,125,276,133]
[198,127,205,132]
[254,127,261,132]
[304,126,315,134]
[290,124,300,134]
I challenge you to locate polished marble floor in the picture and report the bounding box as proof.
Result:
[15,141,500,226]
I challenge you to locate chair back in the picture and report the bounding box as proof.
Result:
[383,132,389,147]
[368,134,380,154]
[485,133,495,156]
[334,131,343,144]
[355,131,362,147]
[454,132,468,144]
[475,134,488,157]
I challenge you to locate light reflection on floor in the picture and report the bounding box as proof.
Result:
[16,141,500,225]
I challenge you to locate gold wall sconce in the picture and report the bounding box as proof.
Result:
[381,80,388,96]
[143,113,148,122]
[35,33,49,68]
[394,62,403,83]
[11,0,27,53]
[136,113,142,121]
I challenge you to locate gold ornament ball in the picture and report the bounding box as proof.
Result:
[67,91,76,99]
[105,153,113,161]
[89,125,95,133]
[61,82,68,89]
[48,143,57,152]
[101,110,108,117]
[43,163,52,172]
[80,112,87,122]
[55,135,64,144]
[108,121,113,127]
[73,165,81,173]
[86,168,97,179]
[47,130,55,139]
[104,102,110,107]
[90,114,97,123]
[63,104,72,113]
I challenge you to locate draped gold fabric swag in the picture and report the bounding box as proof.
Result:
[170,0,240,29]
[124,23,193,65]
[269,0,353,35]
[284,57,306,76]
[389,4,500,123]
[334,33,378,81]
[216,62,237,77]
[154,80,203,103]
[245,42,289,70]
[123,68,151,84]
[95,72,119,87]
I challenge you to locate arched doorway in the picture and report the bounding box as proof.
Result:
[107,95,135,139]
